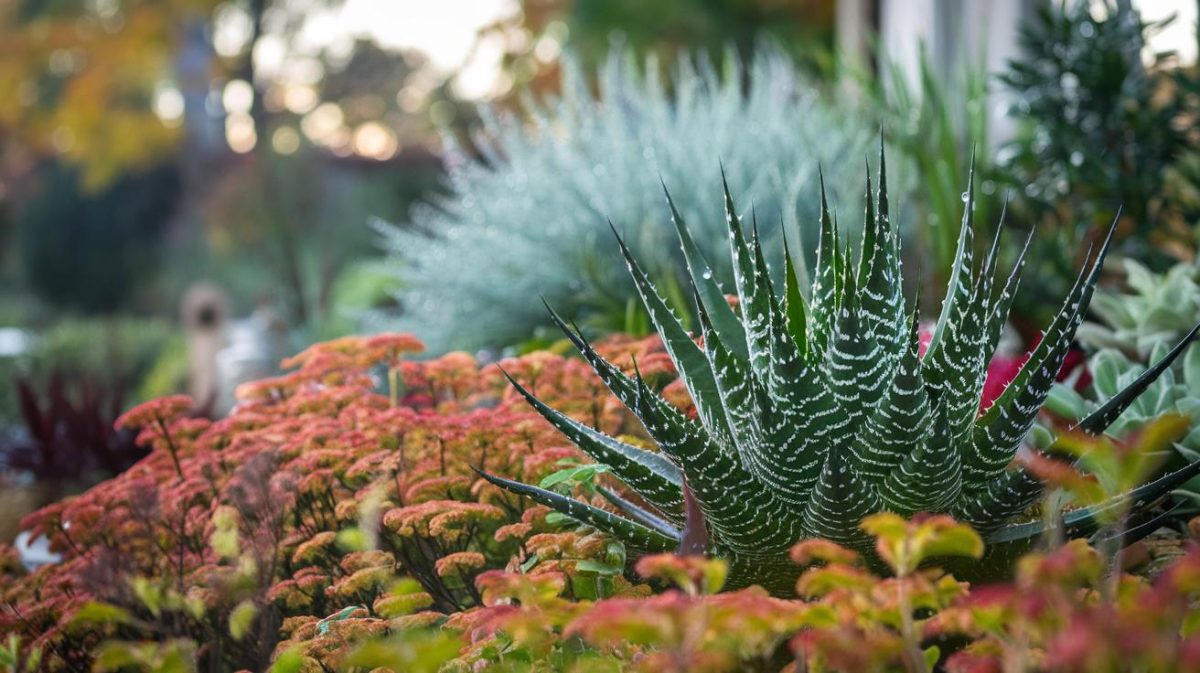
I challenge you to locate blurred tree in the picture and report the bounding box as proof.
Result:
[0,0,222,190]
[0,0,454,331]
[18,160,181,313]
[565,0,835,64]
[199,35,441,329]
[318,39,425,131]
[186,144,440,335]
[1000,0,1198,257]
[470,0,837,104]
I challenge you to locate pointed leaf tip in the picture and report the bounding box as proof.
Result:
[877,134,888,189]
[607,218,622,241]
[495,365,517,387]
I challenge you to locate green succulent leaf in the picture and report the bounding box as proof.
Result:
[956,466,1046,536]
[878,400,963,515]
[663,183,748,358]
[851,318,930,484]
[629,369,802,553]
[596,486,682,539]
[857,141,907,360]
[499,366,683,518]
[610,222,733,447]
[981,458,1200,550]
[476,469,679,552]
[825,268,888,437]
[1077,321,1200,434]
[986,227,1033,359]
[802,447,881,549]
[782,225,809,353]
[807,172,842,360]
[925,158,976,362]
[722,175,776,375]
[968,217,1120,485]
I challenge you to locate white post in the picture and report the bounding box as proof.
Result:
[837,0,876,74]
[181,282,229,414]
[870,0,1037,148]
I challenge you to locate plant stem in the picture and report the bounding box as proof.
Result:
[898,579,929,673]
[155,417,185,481]
[387,367,399,407]
[897,536,929,673]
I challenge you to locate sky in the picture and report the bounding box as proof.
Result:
[1137,0,1198,64]
[296,0,1199,101]
[294,0,519,99]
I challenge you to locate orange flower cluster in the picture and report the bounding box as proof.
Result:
[11,328,1195,673]
[113,394,195,430]
[0,332,675,671]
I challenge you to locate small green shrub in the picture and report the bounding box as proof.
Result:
[1077,260,1200,360]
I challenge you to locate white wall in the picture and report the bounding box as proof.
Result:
[839,0,1037,147]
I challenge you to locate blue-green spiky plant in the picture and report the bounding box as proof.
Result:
[480,143,1200,593]
[378,48,875,353]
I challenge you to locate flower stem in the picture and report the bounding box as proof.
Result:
[155,417,184,481]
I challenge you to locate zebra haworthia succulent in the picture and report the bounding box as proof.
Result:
[480,143,1200,592]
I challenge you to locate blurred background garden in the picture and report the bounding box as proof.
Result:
[1,0,1199,536]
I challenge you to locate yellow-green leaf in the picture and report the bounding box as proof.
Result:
[336,527,368,552]
[269,647,305,673]
[71,602,133,627]
[228,600,258,641]
[131,577,163,617]
[343,631,460,673]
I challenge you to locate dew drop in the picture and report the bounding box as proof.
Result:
[701,269,713,280]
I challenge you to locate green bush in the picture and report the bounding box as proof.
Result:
[998,0,1200,318]
[17,161,180,314]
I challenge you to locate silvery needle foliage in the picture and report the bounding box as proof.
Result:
[378,48,874,353]
[481,144,1200,591]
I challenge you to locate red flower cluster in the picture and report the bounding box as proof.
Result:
[0,332,674,671]
[938,540,1200,672]
[113,394,195,430]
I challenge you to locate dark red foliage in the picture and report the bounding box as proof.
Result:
[6,371,149,480]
